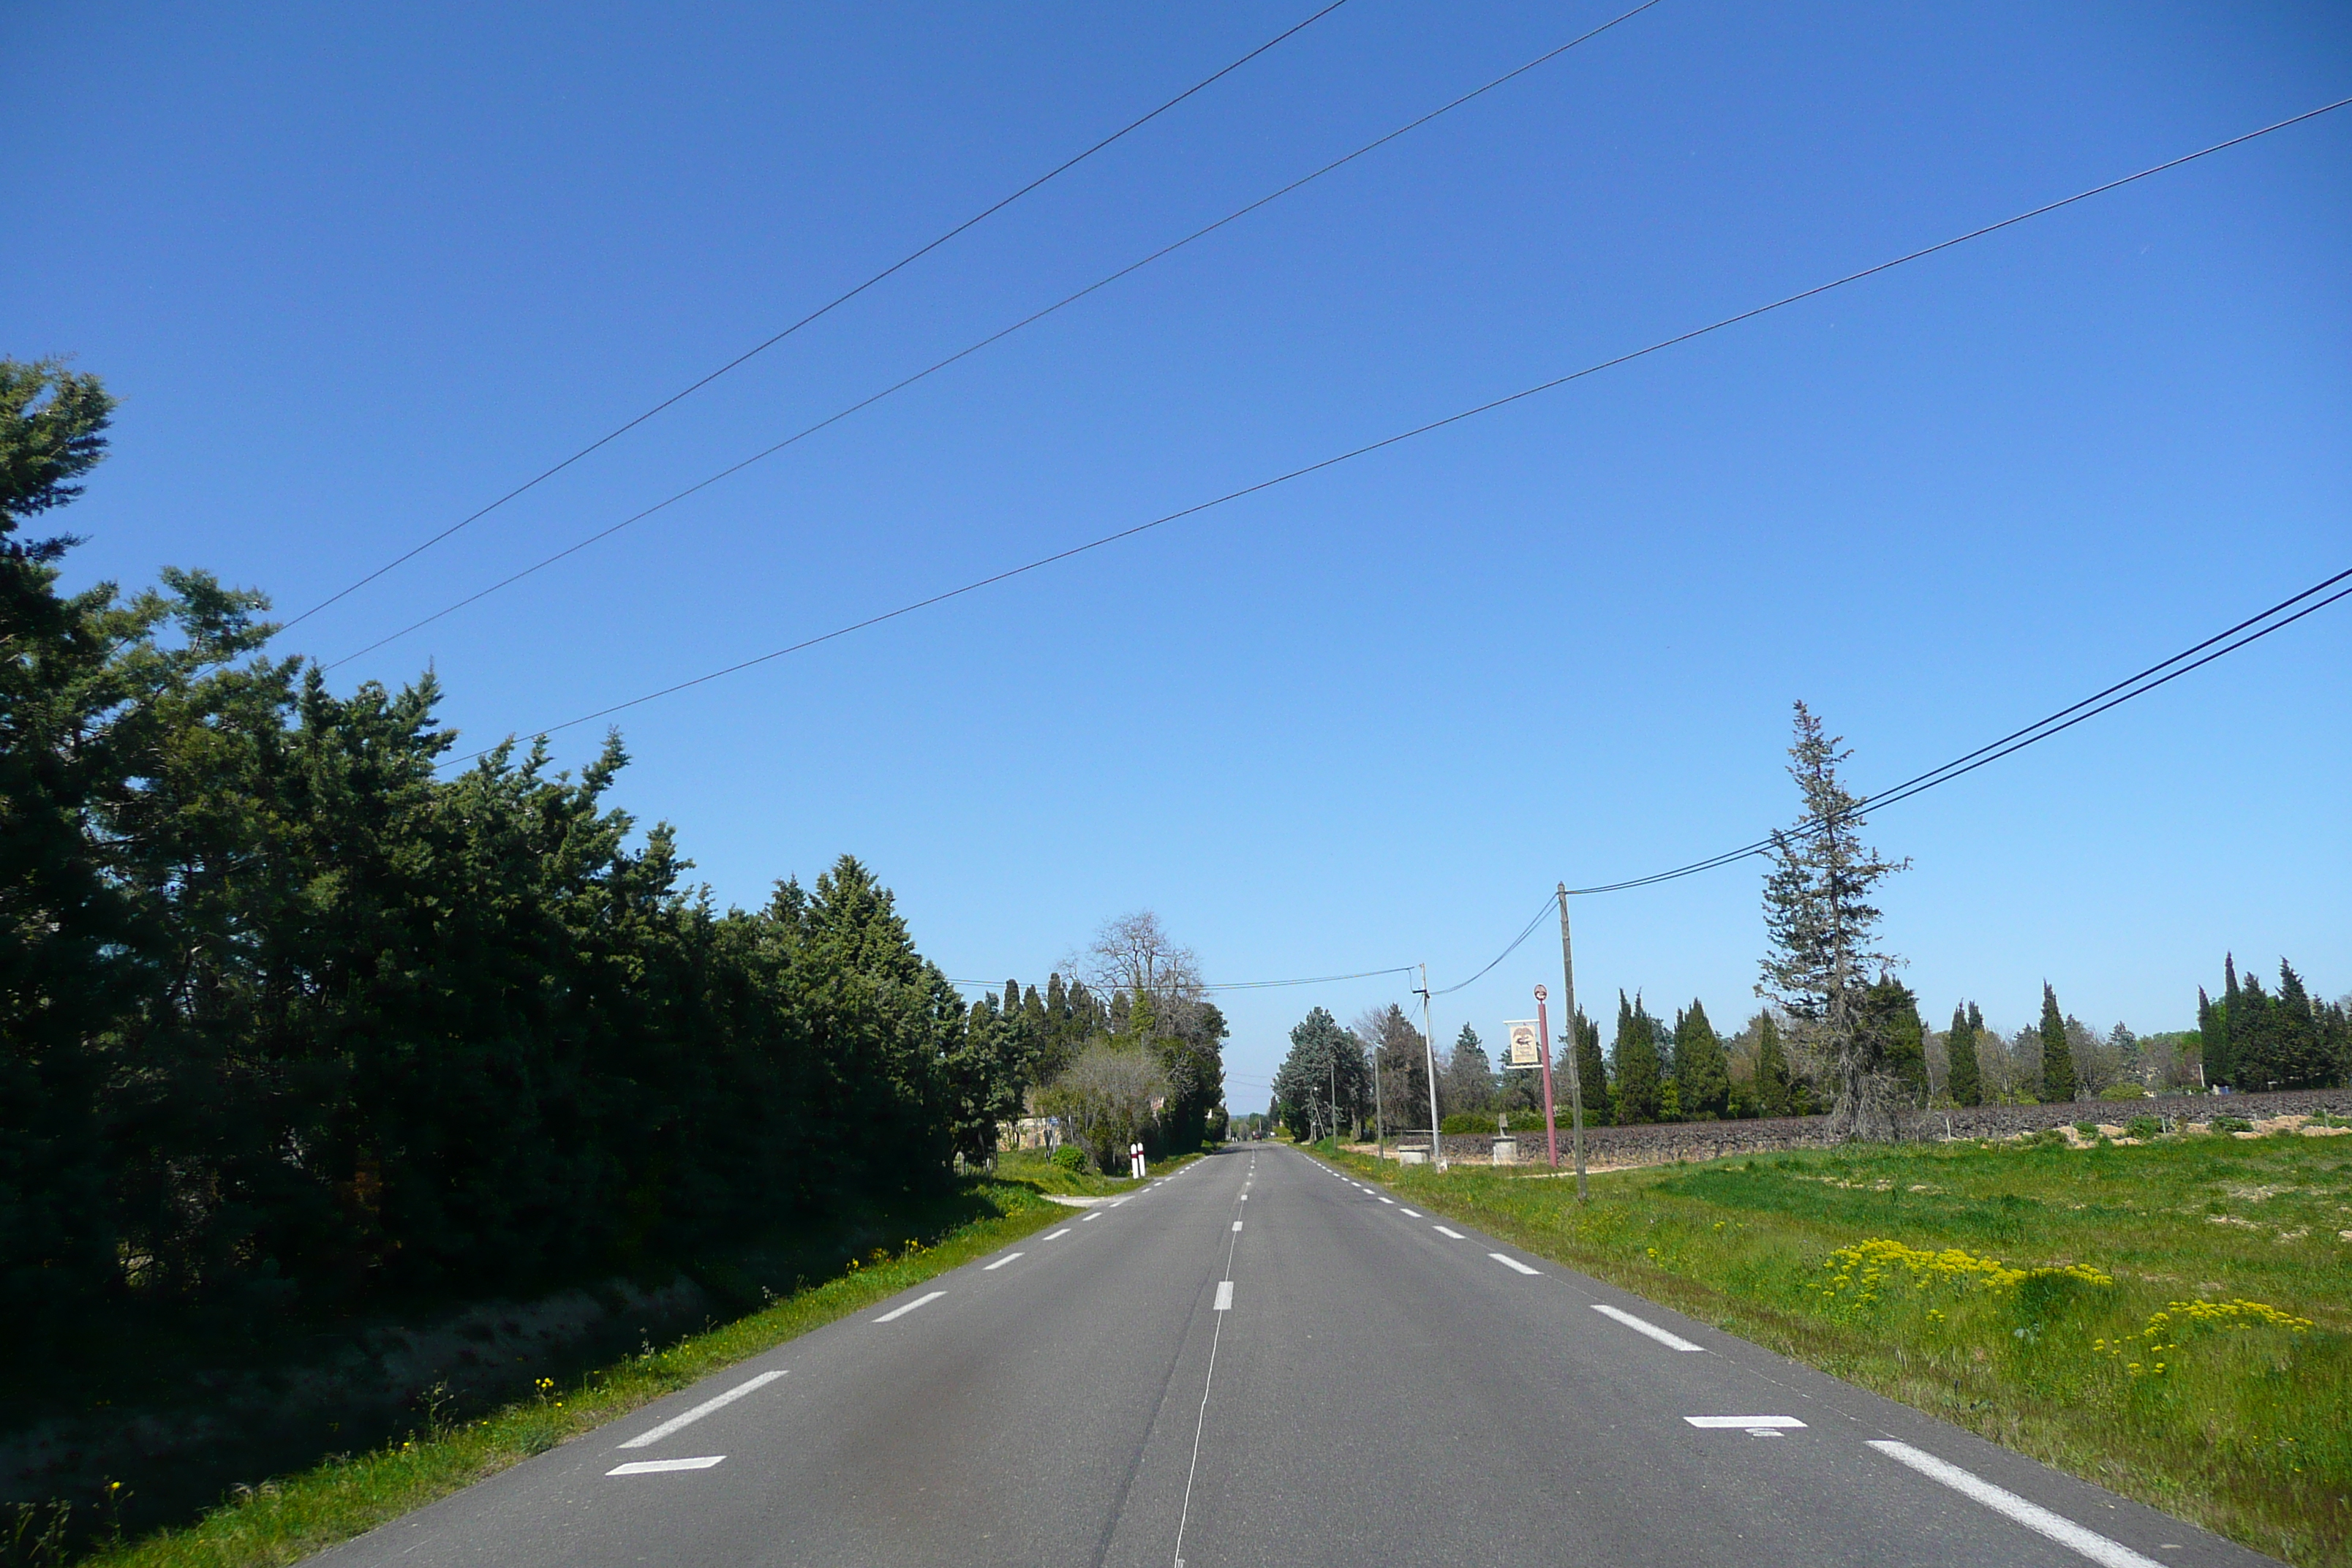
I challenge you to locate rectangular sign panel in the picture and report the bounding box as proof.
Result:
[1504,1019,1542,1067]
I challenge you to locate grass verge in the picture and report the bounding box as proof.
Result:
[69,1165,1139,1568]
[1333,1131,2351,1567]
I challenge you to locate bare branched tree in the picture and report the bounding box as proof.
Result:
[1076,911,1204,1004]
[1757,702,1911,1141]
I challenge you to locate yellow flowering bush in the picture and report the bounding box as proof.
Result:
[1812,1237,2111,1313]
[2093,1297,2316,1377]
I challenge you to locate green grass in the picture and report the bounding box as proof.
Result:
[987,1148,1166,1198]
[61,1171,1105,1568]
[1338,1130,2352,1567]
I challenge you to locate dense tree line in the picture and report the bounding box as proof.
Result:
[2,361,1023,1368]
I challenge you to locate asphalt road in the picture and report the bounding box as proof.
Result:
[314,1145,2280,1568]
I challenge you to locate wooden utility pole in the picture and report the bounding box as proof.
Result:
[1557,883,1588,1203]
[1417,963,1446,1169]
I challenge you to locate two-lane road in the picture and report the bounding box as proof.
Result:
[315,1147,2277,1568]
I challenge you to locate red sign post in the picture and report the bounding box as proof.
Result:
[1534,984,1560,1169]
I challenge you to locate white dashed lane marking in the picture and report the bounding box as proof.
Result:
[1433,1226,1464,1239]
[617,1371,784,1449]
[1489,1253,1541,1275]
[1042,1229,1071,1241]
[1592,1303,1703,1351]
[1215,1281,1235,1311]
[983,1252,1023,1270]
[1232,1220,1244,1232]
[873,1291,946,1324]
[1868,1441,2163,1568]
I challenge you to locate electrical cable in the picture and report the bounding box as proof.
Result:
[431,97,2350,768]
[323,0,1666,671]
[1420,566,2351,995]
[279,0,1360,633]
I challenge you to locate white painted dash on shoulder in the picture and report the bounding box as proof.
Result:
[983,1252,1024,1270]
[1488,1252,1540,1275]
[1433,1225,1464,1239]
[872,1290,946,1324]
[1042,1228,1071,1240]
[1377,1196,1396,1205]
[1867,1441,2163,1568]
[617,1371,783,1448]
[1686,1415,1805,1428]
[1400,1208,1421,1217]
[1214,1281,1235,1311]
[607,1456,724,1475]
[1081,1212,1100,1221]
[1591,1303,1702,1351]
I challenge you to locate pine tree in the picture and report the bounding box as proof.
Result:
[1751,1011,1793,1117]
[1945,1003,1982,1107]
[1756,703,1910,1139]
[1673,1000,1731,1118]
[1612,992,1665,1125]
[2039,982,2076,1102]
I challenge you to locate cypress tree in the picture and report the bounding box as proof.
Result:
[1866,976,1927,1104]
[2215,954,2242,1089]
[2039,982,2076,1102]
[1612,992,1665,1125]
[2275,961,2327,1088]
[1673,1000,1731,1119]
[1751,1011,1793,1117]
[1574,1008,1610,1121]
[1945,1003,1981,1107]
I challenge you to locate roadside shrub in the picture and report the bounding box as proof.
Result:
[1049,1144,1087,1174]
[2209,1115,2255,1134]
[2099,1082,2149,1101]
[2073,1120,2100,1136]
[2125,1115,2163,1141]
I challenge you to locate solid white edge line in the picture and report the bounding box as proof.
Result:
[1591,1303,1703,1352]
[872,1289,946,1323]
[1488,1252,1540,1275]
[1867,1441,2163,1568]
[1214,1280,1235,1310]
[606,1455,725,1474]
[1686,1415,1805,1428]
[1433,1225,1464,1239]
[616,1370,785,1448]
[983,1251,1024,1270]
[1042,1228,1071,1240]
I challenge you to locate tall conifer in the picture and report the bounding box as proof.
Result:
[1574,1009,1610,1120]
[2039,982,2076,1102]
[1751,1011,1793,1117]
[1612,992,1665,1125]
[1945,1003,1982,1106]
[1673,1000,1731,1118]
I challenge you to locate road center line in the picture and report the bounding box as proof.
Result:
[1214,1281,1235,1311]
[1686,1415,1806,1429]
[1488,1252,1541,1275]
[984,1252,1024,1270]
[1433,1225,1464,1239]
[1591,1303,1703,1351]
[617,1371,784,1448]
[872,1290,946,1323]
[1867,1441,2163,1568]
[606,1455,725,1475]
[1231,1220,1243,1232]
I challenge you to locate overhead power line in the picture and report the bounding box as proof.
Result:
[948,965,1416,995]
[325,0,1666,671]
[279,0,1360,633]
[1425,566,2352,995]
[437,96,2350,769]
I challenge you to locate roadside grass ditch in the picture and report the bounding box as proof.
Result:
[16,1155,1197,1568]
[1333,1129,2351,1567]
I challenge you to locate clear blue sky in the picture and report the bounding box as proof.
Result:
[8,1,2346,1110]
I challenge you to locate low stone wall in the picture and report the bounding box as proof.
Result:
[1376,1086,2352,1168]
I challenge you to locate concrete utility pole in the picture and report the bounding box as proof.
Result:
[1371,1019,1385,1159]
[1417,963,1446,1170]
[1557,883,1588,1203]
